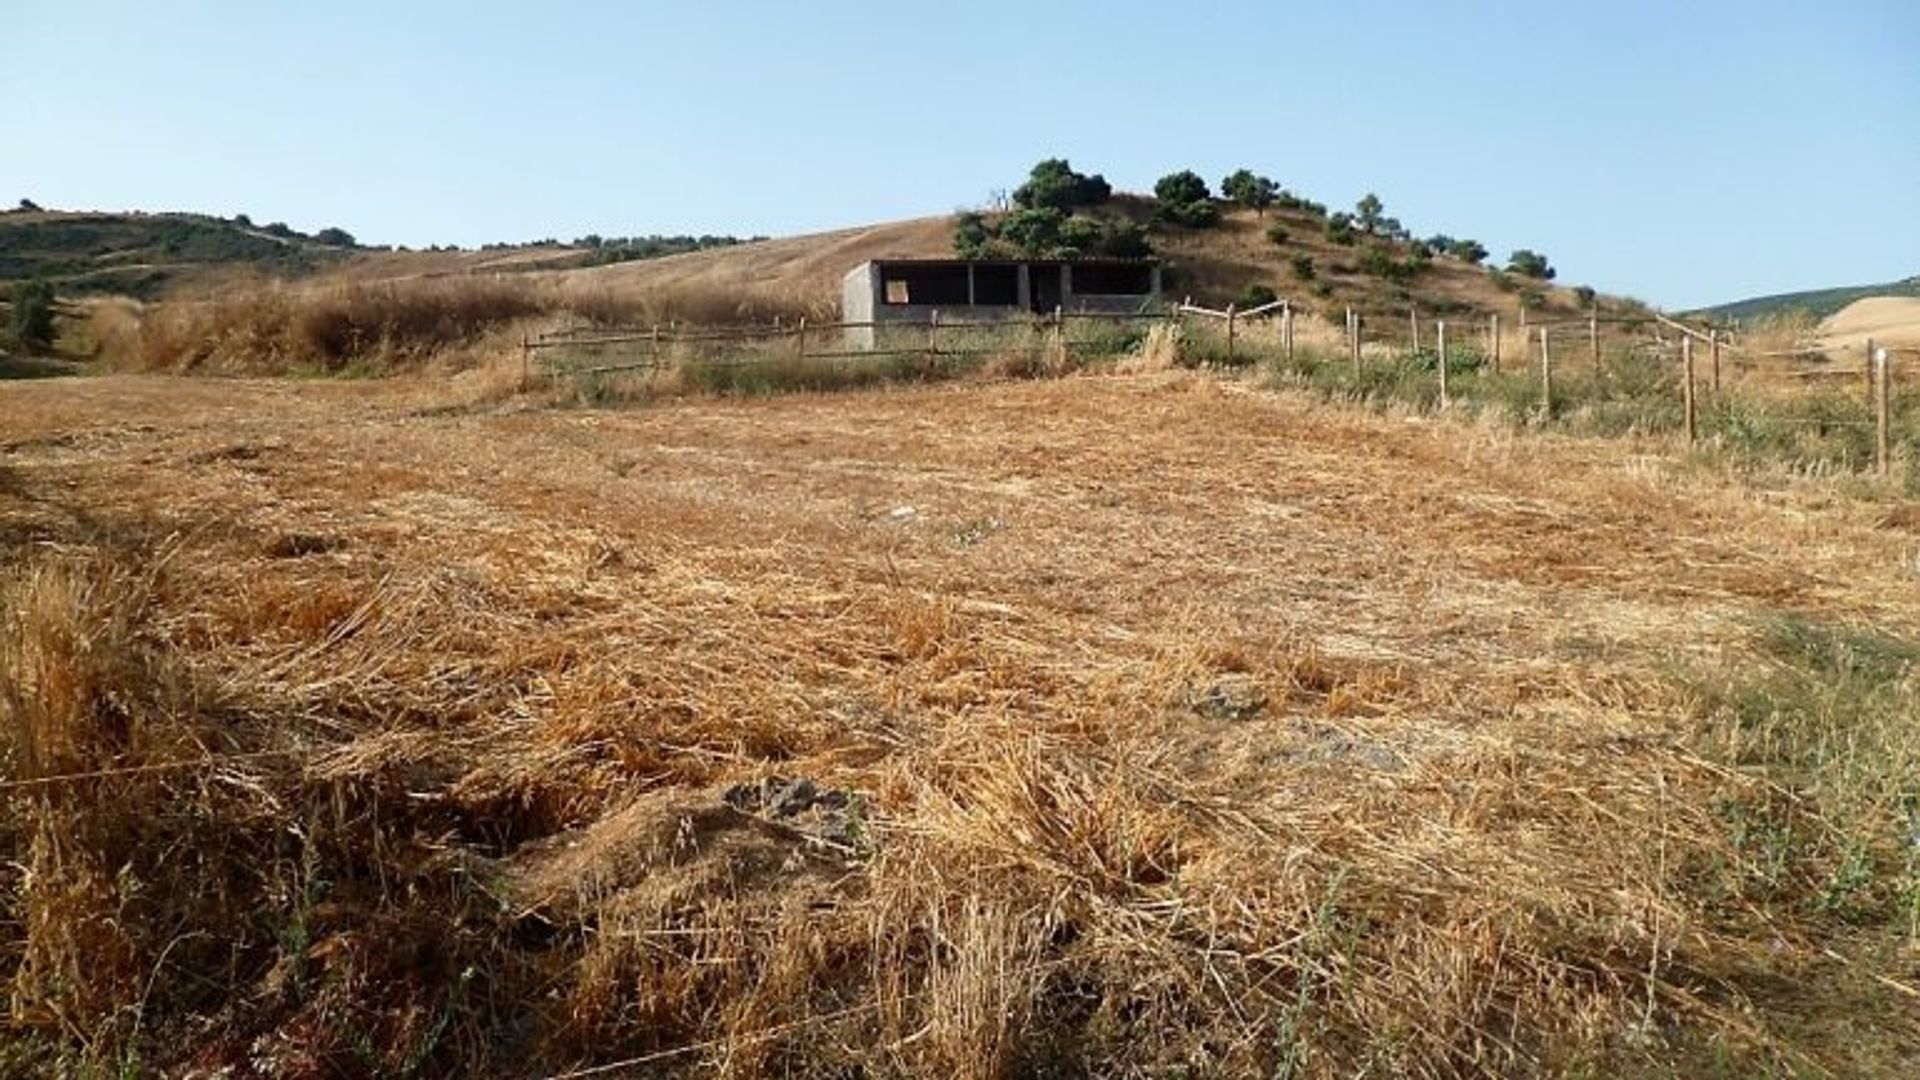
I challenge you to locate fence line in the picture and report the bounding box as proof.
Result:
[524,294,1906,478]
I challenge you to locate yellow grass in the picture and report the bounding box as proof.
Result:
[3,370,1919,1076]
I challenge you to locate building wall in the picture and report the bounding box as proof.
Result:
[841,264,878,350]
[841,260,1161,349]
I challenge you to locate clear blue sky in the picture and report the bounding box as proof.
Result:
[5,1,1915,309]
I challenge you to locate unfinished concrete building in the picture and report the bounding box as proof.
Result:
[840,258,1161,349]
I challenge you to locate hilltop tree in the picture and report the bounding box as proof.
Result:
[1324,212,1358,246]
[1221,169,1278,216]
[1508,248,1556,280]
[314,226,356,247]
[1153,170,1218,227]
[8,279,56,353]
[1448,238,1488,265]
[1013,158,1112,213]
[1355,193,1385,234]
[1154,170,1211,207]
[16,198,40,212]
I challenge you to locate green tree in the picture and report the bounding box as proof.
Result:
[1154,170,1211,206]
[1013,158,1111,212]
[1573,285,1597,307]
[1324,212,1357,246]
[1221,169,1278,215]
[314,226,356,247]
[1265,222,1289,246]
[1355,193,1385,234]
[8,279,56,353]
[952,211,993,258]
[1448,238,1488,265]
[997,207,1065,256]
[1289,253,1316,281]
[1508,249,1556,280]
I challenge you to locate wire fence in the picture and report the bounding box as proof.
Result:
[524,297,1916,477]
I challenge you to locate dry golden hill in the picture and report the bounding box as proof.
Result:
[564,196,1603,326]
[1816,296,1920,353]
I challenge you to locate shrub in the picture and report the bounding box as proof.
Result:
[7,279,55,352]
[1094,220,1153,259]
[1573,285,1597,308]
[1488,268,1517,292]
[1157,200,1220,228]
[1264,223,1290,246]
[313,227,356,248]
[1238,283,1278,309]
[1324,213,1357,246]
[952,211,994,259]
[1289,253,1316,281]
[997,207,1064,256]
[1508,249,1556,280]
[1221,170,1278,215]
[1425,234,1454,253]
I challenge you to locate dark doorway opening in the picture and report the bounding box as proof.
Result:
[1030,265,1062,313]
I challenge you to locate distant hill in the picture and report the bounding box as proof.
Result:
[6,185,1622,329]
[1693,276,1920,324]
[0,209,357,298]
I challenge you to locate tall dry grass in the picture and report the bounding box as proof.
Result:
[88,274,828,376]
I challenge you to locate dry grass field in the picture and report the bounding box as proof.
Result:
[4,367,1920,1076]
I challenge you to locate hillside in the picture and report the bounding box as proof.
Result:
[7,189,1606,332]
[570,194,1601,325]
[0,209,366,298]
[1695,275,1920,323]
[1815,296,1920,353]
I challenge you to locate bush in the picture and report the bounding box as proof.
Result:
[1238,283,1278,309]
[7,279,55,352]
[1264,223,1289,246]
[1289,253,1316,281]
[997,207,1065,256]
[1157,200,1220,228]
[1573,285,1597,308]
[952,211,994,259]
[1508,249,1555,280]
[1324,213,1357,246]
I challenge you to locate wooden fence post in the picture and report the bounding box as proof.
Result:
[1709,329,1722,393]
[1589,308,1600,377]
[1876,344,1891,476]
[1409,306,1420,353]
[1682,336,1697,445]
[1053,305,1065,364]
[929,309,941,356]
[1350,311,1362,374]
[1437,320,1449,408]
[1865,337,1876,405]
[1282,301,1294,365]
[796,317,808,359]
[1226,303,1238,365]
[1539,326,1552,415]
[1490,313,1501,373]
